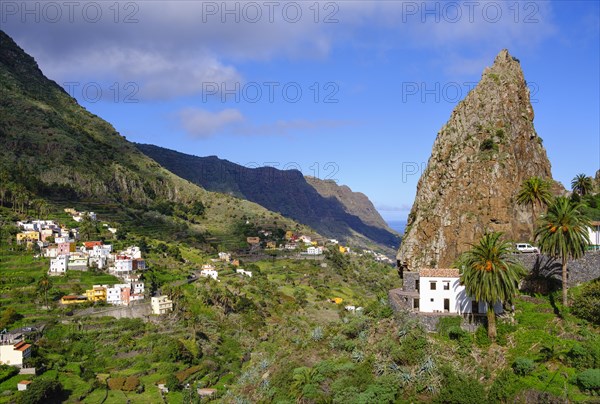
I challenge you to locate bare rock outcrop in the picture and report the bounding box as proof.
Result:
[398,50,553,270]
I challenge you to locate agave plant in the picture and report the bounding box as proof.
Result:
[351,349,365,363]
[311,326,324,341]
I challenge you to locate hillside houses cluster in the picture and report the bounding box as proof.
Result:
[15,215,148,308]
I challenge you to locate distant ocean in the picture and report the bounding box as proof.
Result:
[387,220,406,235]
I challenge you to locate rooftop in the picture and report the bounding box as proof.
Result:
[419,268,460,278]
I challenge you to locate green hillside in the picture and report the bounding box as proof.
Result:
[0,30,316,249]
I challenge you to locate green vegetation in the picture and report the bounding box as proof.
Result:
[457,232,526,341]
[516,176,553,240]
[572,173,595,197]
[535,197,591,306]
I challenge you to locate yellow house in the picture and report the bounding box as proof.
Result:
[339,246,347,254]
[61,295,88,305]
[331,297,343,304]
[266,241,276,249]
[85,286,107,302]
[16,232,40,244]
[285,231,294,240]
[64,208,78,214]
[311,241,318,246]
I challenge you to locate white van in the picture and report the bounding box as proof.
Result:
[515,243,540,253]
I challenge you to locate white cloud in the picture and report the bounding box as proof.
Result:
[176,107,352,139]
[2,0,558,97]
[178,108,244,138]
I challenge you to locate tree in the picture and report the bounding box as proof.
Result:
[20,378,64,404]
[79,214,98,241]
[571,173,594,196]
[458,232,526,342]
[516,176,553,239]
[536,197,590,306]
[37,274,52,308]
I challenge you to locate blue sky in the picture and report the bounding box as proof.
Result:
[3,1,599,222]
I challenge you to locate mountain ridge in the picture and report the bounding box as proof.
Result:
[135,143,400,251]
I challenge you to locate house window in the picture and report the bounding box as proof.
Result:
[415,280,420,291]
[413,298,419,310]
[444,299,450,312]
[472,300,479,314]
[443,281,450,290]
[430,298,434,302]
[430,281,436,290]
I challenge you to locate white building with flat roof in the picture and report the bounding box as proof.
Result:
[49,255,68,276]
[151,296,173,315]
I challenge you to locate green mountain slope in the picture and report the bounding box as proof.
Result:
[0,30,314,246]
[136,143,400,251]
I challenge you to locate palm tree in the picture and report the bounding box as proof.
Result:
[458,232,526,342]
[516,176,553,239]
[0,171,9,207]
[535,197,590,307]
[571,174,594,196]
[37,274,52,308]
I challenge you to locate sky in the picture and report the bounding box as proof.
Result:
[2,0,599,222]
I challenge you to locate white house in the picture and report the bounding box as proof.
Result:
[200,268,219,280]
[106,284,131,306]
[17,380,31,391]
[131,281,145,295]
[218,252,231,262]
[299,235,312,245]
[49,255,68,276]
[588,221,600,250]
[306,246,323,255]
[68,253,88,271]
[236,269,253,277]
[0,340,31,367]
[151,296,173,315]
[112,256,133,275]
[43,245,59,258]
[415,268,502,315]
[122,246,142,259]
[89,244,112,258]
[88,256,106,270]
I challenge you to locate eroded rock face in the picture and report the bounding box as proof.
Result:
[397,49,553,270]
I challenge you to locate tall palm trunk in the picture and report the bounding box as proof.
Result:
[487,302,497,342]
[562,255,568,307]
[531,203,536,241]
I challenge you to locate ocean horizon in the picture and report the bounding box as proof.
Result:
[386,220,406,235]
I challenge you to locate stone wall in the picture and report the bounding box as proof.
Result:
[74,302,152,321]
[513,251,600,290]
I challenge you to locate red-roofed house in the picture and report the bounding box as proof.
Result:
[17,380,32,391]
[0,340,32,367]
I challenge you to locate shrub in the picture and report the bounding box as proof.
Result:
[512,357,535,376]
[166,374,180,392]
[107,377,125,390]
[474,326,491,348]
[480,138,498,152]
[576,369,600,392]
[488,370,519,403]
[448,326,467,341]
[21,379,64,404]
[0,365,19,384]
[122,376,140,392]
[435,366,487,404]
[437,316,462,337]
[572,280,600,325]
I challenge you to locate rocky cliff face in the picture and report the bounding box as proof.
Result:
[305,176,396,234]
[397,50,553,270]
